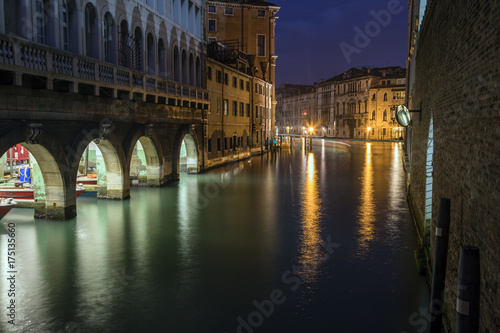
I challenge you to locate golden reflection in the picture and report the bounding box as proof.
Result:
[356,142,375,257]
[296,153,323,283]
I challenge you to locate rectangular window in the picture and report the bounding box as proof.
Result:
[224,73,229,85]
[382,80,386,85]
[232,76,237,88]
[208,19,216,32]
[216,70,222,83]
[233,101,237,116]
[223,99,228,115]
[383,128,387,136]
[208,139,212,153]
[257,10,265,17]
[255,105,259,118]
[216,97,221,114]
[217,138,221,151]
[246,136,249,146]
[240,79,244,90]
[246,104,250,117]
[246,81,250,91]
[387,80,391,85]
[208,37,217,43]
[259,84,262,95]
[208,5,216,13]
[224,7,233,15]
[207,66,212,80]
[224,138,228,150]
[257,35,266,57]
[240,102,244,117]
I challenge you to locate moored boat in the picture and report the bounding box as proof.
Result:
[0,198,17,219]
[0,185,85,201]
[76,174,98,185]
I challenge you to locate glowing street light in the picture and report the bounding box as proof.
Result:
[309,127,313,133]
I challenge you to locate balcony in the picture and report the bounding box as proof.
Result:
[0,34,209,109]
[207,40,248,70]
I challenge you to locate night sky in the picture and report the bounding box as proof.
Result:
[273,0,409,85]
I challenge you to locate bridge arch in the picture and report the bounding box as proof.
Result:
[71,124,129,200]
[0,123,75,219]
[173,126,200,176]
[127,132,162,187]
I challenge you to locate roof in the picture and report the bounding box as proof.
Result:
[329,66,406,82]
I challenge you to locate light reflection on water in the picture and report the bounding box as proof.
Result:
[296,153,323,285]
[356,142,376,257]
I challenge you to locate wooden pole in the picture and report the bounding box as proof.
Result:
[456,246,480,333]
[430,198,451,333]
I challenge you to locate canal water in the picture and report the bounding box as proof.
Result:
[1,140,430,333]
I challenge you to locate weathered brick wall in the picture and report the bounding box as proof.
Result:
[409,0,499,331]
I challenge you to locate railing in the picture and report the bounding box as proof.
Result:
[0,33,209,104]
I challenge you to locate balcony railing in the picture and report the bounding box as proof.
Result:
[0,34,209,106]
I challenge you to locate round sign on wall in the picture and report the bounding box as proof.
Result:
[396,105,411,127]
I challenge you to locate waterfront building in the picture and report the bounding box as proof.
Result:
[405,0,499,331]
[331,66,405,139]
[315,79,335,137]
[205,56,271,168]
[276,66,406,139]
[206,0,279,146]
[275,84,316,135]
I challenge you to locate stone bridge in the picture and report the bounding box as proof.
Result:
[0,34,209,220]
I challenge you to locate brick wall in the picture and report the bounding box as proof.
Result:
[409,0,499,331]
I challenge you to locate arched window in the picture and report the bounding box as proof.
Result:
[119,20,130,68]
[61,0,69,50]
[134,27,143,71]
[103,12,116,63]
[383,92,387,101]
[64,0,79,53]
[158,38,166,77]
[189,53,194,86]
[383,110,387,121]
[35,0,45,44]
[173,46,180,82]
[147,33,155,74]
[372,111,376,120]
[372,93,375,101]
[85,3,98,58]
[181,50,187,84]
[195,56,201,87]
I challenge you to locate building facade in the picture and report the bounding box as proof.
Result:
[275,66,406,140]
[206,0,279,145]
[406,0,499,331]
[0,0,205,90]
[205,57,271,168]
[275,83,316,135]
